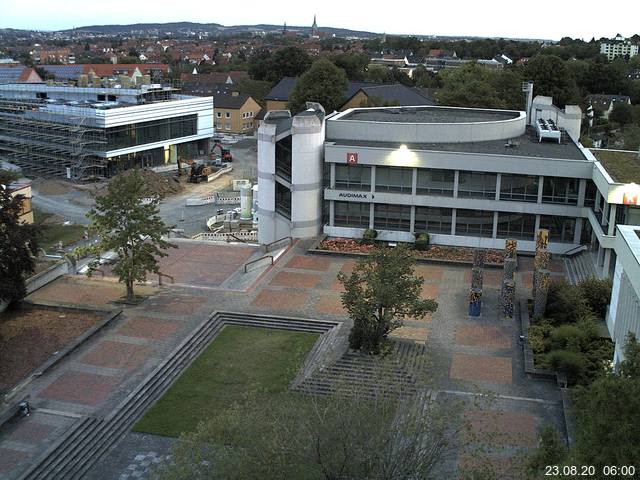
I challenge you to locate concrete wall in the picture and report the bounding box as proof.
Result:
[257,121,278,244]
[25,260,69,295]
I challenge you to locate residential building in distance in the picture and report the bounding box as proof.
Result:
[39,64,170,83]
[0,83,213,179]
[213,91,261,134]
[6,180,34,224]
[587,94,632,120]
[0,64,42,83]
[600,34,639,60]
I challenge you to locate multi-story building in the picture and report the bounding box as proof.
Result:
[0,83,213,179]
[213,92,261,135]
[600,34,639,60]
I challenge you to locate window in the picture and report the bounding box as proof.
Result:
[458,171,496,199]
[584,180,597,208]
[216,112,222,118]
[106,115,197,150]
[97,94,106,101]
[542,177,578,205]
[374,204,411,231]
[275,136,292,182]
[225,112,231,118]
[455,209,494,237]
[539,216,576,243]
[375,166,413,193]
[496,212,536,240]
[416,169,454,196]
[415,207,452,234]
[335,165,371,191]
[500,174,539,202]
[275,182,291,219]
[225,124,231,131]
[334,201,370,228]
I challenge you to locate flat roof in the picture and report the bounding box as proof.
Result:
[336,106,521,124]
[329,132,588,161]
[590,149,640,183]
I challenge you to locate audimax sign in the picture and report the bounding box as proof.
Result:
[337,192,372,200]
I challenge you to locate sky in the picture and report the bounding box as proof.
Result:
[1,0,638,41]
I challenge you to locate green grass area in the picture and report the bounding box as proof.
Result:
[33,209,86,251]
[133,325,318,437]
[591,149,640,184]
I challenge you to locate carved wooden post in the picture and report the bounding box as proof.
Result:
[471,267,483,290]
[502,279,515,318]
[533,269,550,318]
[468,288,482,317]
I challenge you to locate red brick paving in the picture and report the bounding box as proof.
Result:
[450,353,512,384]
[414,265,444,281]
[455,325,511,349]
[146,296,203,315]
[6,421,55,443]
[27,277,127,307]
[0,447,30,475]
[457,452,525,479]
[250,289,309,311]
[270,271,322,289]
[285,255,331,271]
[117,317,179,341]
[464,410,537,447]
[38,371,120,406]
[79,340,153,371]
[315,295,346,315]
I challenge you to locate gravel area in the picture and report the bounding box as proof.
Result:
[0,306,103,392]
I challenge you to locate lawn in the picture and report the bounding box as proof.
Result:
[133,325,318,437]
[590,149,640,184]
[33,209,86,251]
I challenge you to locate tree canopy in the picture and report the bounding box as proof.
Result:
[81,169,175,300]
[288,58,349,113]
[523,54,580,107]
[248,46,311,83]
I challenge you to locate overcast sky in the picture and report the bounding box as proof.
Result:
[1,0,637,40]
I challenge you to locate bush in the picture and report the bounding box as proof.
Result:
[545,280,590,325]
[528,319,553,354]
[414,233,430,251]
[578,277,612,319]
[362,228,378,245]
[550,321,596,352]
[546,349,584,384]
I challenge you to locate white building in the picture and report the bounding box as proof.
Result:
[0,83,214,179]
[600,34,639,60]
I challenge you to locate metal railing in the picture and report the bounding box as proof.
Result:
[564,244,587,257]
[244,255,274,273]
[264,236,293,253]
[227,233,247,243]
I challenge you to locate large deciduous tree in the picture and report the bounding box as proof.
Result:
[0,172,39,308]
[288,58,348,113]
[523,54,580,107]
[81,169,174,301]
[338,245,438,353]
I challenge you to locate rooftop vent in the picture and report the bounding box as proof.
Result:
[535,118,561,143]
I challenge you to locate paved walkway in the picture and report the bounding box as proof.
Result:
[0,241,566,479]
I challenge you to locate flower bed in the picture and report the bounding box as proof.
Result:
[318,238,504,265]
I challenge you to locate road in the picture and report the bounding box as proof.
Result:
[29,137,258,236]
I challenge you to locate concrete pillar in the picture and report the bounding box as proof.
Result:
[537,175,544,203]
[534,214,541,233]
[573,217,583,245]
[257,122,277,245]
[369,203,375,229]
[453,170,459,198]
[608,204,617,236]
[410,206,416,234]
[492,211,498,238]
[451,209,457,235]
[329,200,335,226]
[577,179,586,207]
[411,168,417,196]
[330,162,335,188]
[495,173,501,201]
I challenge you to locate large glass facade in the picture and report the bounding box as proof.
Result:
[542,177,579,205]
[334,201,370,228]
[455,209,494,237]
[539,215,576,243]
[373,203,411,231]
[414,207,452,234]
[496,212,536,239]
[106,114,197,150]
[275,182,291,219]
[457,171,496,199]
[500,174,539,202]
[335,165,371,191]
[375,166,413,194]
[275,136,292,182]
[416,169,454,196]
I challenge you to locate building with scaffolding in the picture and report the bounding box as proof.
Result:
[0,83,214,179]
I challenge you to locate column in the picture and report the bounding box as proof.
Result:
[330,162,336,188]
[451,209,457,235]
[495,173,502,201]
[608,204,617,236]
[534,214,541,233]
[370,165,376,193]
[573,217,583,244]
[410,206,416,234]
[537,175,544,203]
[369,203,375,229]
[453,170,459,198]
[329,200,335,226]
[492,211,498,238]
[412,168,417,196]
[577,179,586,207]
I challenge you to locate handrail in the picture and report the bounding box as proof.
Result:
[227,233,247,243]
[264,236,293,253]
[564,244,587,257]
[158,272,174,286]
[244,255,274,273]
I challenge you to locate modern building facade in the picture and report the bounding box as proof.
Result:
[0,83,213,179]
[600,34,639,60]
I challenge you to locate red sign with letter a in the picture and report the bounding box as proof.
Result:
[623,192,639,205]
[347,152,358,166]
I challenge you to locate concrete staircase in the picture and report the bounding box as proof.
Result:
[294,340,429,400]
[18,312,338,480]
[564,250,597,285]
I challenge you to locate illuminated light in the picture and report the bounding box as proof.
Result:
[390,144,418,166]
[622,182,640,205]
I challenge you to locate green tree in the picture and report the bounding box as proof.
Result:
[623,125,640,150]
[81,169,175,301]
[331,51,370,81]
[288,58,348,113]
[524,54,580,107]
[269,46,312,82]
[526,426,567,478]
[247,48,272,81]
[0,172,39,308]
[365,64,392,84]
[610,102,634,126]
[338,245,438,353]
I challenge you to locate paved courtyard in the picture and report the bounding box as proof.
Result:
[0,240,567,479]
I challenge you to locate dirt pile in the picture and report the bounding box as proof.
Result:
[113,168,183,197]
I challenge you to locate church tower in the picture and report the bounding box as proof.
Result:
[311,15,318,37]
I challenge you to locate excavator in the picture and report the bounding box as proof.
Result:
[212,141,232,162]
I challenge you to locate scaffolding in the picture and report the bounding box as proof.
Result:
[0,97,108,180]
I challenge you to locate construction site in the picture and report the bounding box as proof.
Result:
[0,82,214,180]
